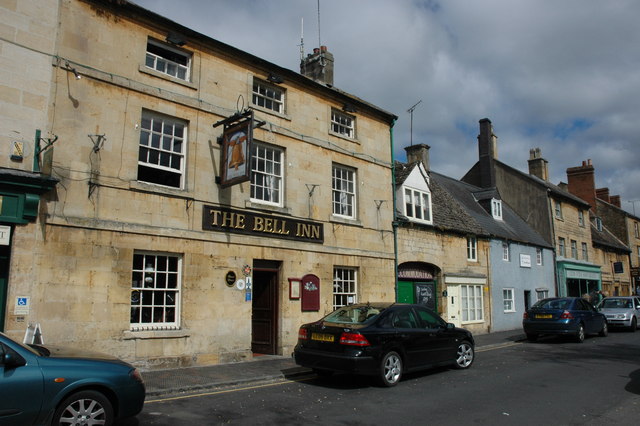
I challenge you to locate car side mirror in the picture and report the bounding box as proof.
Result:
[446,323,455,330]
[1,349,26,369]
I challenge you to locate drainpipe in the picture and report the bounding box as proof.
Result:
[390,119,399,301]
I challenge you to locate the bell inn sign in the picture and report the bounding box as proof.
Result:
[202,206,324,243]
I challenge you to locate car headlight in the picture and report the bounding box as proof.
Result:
[616,314,627,319]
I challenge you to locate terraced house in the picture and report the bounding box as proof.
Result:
[0,0,397,368]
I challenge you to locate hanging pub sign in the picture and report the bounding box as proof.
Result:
[214,110,255,188]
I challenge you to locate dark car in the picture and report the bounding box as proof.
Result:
[597,296,640,331]
[293,302,475,387]
[522,297,608,343]
[0,331,145,426]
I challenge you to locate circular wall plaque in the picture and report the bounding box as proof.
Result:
[225,271,236,287]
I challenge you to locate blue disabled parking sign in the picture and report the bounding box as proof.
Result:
[15,296,30,315]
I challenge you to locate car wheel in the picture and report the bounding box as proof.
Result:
[576,324,585,343]
[455,341,474,369]
[52,390,113,426]
[630,317,637,332]
[379,351,402,387]
[526,333,538,342]
[599,321,608,337]
[312,368,334,377]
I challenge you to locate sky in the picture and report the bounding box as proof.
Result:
[133,0,640,215]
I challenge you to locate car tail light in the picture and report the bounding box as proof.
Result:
[298,328,308,340]
[339,332,370,346]
[560,310,574,319]
[523,312,528,319]
[130,368,144,384]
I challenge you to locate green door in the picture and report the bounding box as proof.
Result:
[397,280,437,311]
[398,280,414,303]
[0,244,9,331]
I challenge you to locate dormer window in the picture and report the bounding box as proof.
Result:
[491,199,503,220]
[145,39,191,81]
[595,217,603,231]
[404,188,432,223]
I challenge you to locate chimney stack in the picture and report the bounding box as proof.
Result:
[596,187,610,203]
[405,144,431,171]
[477,118,497,188]
[300,45,334,86]
[610,195,621,208]
[528,148,549,181]
[566,159,596,210]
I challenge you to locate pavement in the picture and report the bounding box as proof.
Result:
[142,329,526,398]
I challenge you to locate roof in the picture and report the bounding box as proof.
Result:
[590,214,631,253]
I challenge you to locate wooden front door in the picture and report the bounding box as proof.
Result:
[251,268,278,354]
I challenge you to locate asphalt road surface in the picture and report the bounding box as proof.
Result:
[131,330,640,425]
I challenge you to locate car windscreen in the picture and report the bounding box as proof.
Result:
[324,305,386,324]
[601,299,632,309]
[532,299,571,310]
[0,331,42,356]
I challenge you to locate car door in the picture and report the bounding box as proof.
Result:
[0,340,44,425]
[576,299,601,333]
[414,306,455,364]
[390,307,427,369]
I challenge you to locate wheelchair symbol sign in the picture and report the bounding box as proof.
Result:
[15,296,30,314]
[17,297,28,306]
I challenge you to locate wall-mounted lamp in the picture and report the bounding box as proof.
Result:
[267,72,284,84]
[342,103,357,113]
[65,61,81,80]
[166,32,187,46]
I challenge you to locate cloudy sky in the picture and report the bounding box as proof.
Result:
[133,0,640,215]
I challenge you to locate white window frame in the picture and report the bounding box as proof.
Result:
[581,242,588,261]
[138,110,186,189]
[635,222,639,238]
[330,109,355,139]
[503,288,515,312]
[467,237,478,261]
[461,284,484,323]
[536,248,543,265]
[578,210,585,227]
[145,39,191,81]
[252,78,284,114]
[403,187,432,223]
[595,217,603,231]
[536,289,549,301]
[502,242,510,261]
[571,240,578,259]
[491,199,503,220]
[130,251,181,331]
[558,237,566,257]
[333,267,358,309]
[250,142,283,206]
[332,164,356,219]
[554,200,563,219]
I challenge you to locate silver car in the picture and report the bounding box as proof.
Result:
[597,297,640,331]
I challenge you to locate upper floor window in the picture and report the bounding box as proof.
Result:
[635,222,639,238]
[558,237,566,257]
[581,242,589,261]
[467,237,478,261]
[138,110,186,189]
[330,109,355,139]
[554,200,563,219]
[491,199,503,220]
[250,143,283,206]
[252,78,284,114]
[578,210,585,227]
[332,165,356,219]
[333,267,357,309]
[145,39,191,81]
[404,188,432,223]
[502,242,510,261]
[131,251,181,331]
[570,240,578,259]
[536,248,543,265]
[595,217,603,231]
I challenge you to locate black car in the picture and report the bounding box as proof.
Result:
[293,302,475,386]
[523,297,608,342]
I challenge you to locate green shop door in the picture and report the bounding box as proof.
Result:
[398,280,437,311]
[0,244,9,331]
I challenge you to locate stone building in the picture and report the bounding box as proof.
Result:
[0,0,397,369]
[462,119,601,298]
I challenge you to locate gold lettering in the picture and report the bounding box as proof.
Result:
[253,217,264,231]
[277,220,290,235]
[235,214,245,229]
[264,218,274,233]
[210,210,222,226]
[296,223,321,239]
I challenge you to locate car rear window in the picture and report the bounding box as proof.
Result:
[324,305,386,324]
[533,299,571,310]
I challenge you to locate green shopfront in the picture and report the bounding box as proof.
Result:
[556,260,602,303]
[0,169,57,331]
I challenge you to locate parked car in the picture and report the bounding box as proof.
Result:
[522,297,608,343]
[0,331,145,426]
[597,296,640,331]
[293,302,475,387]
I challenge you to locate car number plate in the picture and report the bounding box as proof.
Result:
[535,314,552,319]
[311,333,335,342]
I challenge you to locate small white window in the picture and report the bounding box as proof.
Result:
[571,240,578,259]
[491,199,503,220]
[467,237,478,261]
[578,210,585,227]
[250,143,283,206]
[635,222,639,238]
[332,165,356,219]
[502,242,510,261]
[333,267,357,309]
[558,237,566,257]
[581,242,588,261]
[536,289,549,301]
[145,39,191,81]
[404,188,432,223]
[252,78,284,114]
[503,288,515,312]
[536,248,543,265]
[595,217,603,231]
[138,110,186,189]
[461,284,484,322]
[554,201,563,219]
[331,109,355,139]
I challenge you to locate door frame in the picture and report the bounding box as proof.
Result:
[251,260,280,355]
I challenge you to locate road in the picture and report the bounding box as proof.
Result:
[132,330,640,425]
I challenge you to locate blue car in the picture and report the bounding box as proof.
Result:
[0,331,145,425]
[522,297,608,343]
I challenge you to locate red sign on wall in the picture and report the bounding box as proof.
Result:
[301,274,320,311]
